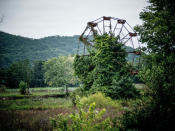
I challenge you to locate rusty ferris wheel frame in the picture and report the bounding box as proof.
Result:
[78,16,141,74]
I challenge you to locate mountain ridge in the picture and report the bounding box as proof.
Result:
[0,31,135,67]
[0,31,83,67]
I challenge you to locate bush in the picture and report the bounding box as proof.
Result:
[111,73,140,99]
[19,81,28,94]
[70,87,89,106]
[120,98,152,131]
[0,84,6,92]
[51,102,113,131]
[80,92,119,108]
[120,55,175,131]
[90,79,140,100]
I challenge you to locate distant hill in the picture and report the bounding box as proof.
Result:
[0,31,84,67]
[0,31,136,67]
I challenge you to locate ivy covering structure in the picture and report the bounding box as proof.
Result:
[73,34,140,99]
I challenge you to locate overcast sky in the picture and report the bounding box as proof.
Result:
[0,0,148,38]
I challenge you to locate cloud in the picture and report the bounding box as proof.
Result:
[0,0,148,38]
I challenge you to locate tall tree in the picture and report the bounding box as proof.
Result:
[31,60,45,87]
[44,56,78,87]
[122,0,175,130]
[8,60,32,88]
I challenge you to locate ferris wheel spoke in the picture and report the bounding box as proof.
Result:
[120,33,129,41]
[123,25,130,33]
[130,37,135,49]
[92,17,103,23]
[112,22,118,35]
[121,38,130,45]
[85,30,92,38]
[103,20,105,34]
[97,25,102,35]
[118,24,124,37]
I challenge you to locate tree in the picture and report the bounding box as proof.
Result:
[44,56,78,87]
[122,0,175,130]
[31,60,45,87]
[8,60,32,88]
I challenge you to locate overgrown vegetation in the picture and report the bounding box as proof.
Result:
[19,81,28,95]
[51,101,113,130]
[74,34,140,99]
[0,84,6,93]
[121,0,175,130]
[1,0,175,130]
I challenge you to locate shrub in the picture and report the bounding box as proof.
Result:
[111,72,140,99]
[51,102,113,131]
[19,81,28,94]
[90,79,140,100]
[120,98,154,131]
[80,92,119,108]
[70,87,89,106]
[0,84,6,92]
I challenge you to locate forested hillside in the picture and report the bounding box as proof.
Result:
[0,31,82,67]
[0,31,135,67]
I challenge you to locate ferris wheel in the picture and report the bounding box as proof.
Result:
[78,16,141,74]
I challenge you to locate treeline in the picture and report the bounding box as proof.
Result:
[0,56,79,88]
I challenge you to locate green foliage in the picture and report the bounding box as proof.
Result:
[19,81,28,94]
[71,94,80,107]
[120,98,152,131]
[51,102,113,131]
[0,32,83,67]
[0,31,137,68]
[0,84,6,92]
[31,60,45,87]
[121,0,175,130]
[8,60,32,88]
[92,34,127,87]
[111,71,140,99]
[0,60,46,88]
[0,97,72,110]
[44,56,79,87]
[74,34,139,99]
[135,1,175,54]
[80,92,120,109]
[73,55,94,90]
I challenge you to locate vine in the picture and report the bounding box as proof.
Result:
[73,34,139,99]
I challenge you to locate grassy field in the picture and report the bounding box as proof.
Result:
[0,84,145,130]
[0,87,76,130]
[0,98,72,110]
[0,87,76,110]
[0,87,76,97]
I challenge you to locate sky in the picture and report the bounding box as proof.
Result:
[0,0,148,38]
